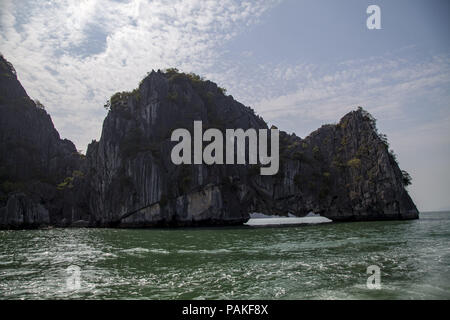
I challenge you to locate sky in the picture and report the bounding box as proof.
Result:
[0,0,449,211]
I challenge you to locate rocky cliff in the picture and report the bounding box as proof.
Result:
[0,55,84,228]
[0,59,419,229]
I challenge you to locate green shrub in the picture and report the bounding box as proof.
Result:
[401,170,412,186]
[1,181,24,193]
[111,92,127,105]
[34,99,45,110]
[312,146,323,161]
[356,145,368,157]
[167,91,178,102]
[379,133,389,147]
[104,91,137,111]
[339,118,349,129]
[0,55,16,75]
[218,87,227,95]
[186,72,204,83]
[292,151,305,161]
[72,170,84,178]
[57,177,74,190]
[131,88,140,102]
[389,150,398,164]
[165,68,179,75]
[347,158,361,168]
[358,106,377,129]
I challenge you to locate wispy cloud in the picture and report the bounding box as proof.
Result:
[208,50,450,135]
[0,0,280,150]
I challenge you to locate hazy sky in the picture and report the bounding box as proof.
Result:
[0,0,449,211]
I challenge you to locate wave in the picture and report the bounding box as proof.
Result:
[177,249,231,254]
[122,248,169,254]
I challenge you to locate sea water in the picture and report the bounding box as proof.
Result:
[0,212,449,299]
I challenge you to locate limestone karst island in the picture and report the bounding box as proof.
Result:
[0,56,418,229]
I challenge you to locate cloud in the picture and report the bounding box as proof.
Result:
[0,0,280,150]
[206,49,450,135]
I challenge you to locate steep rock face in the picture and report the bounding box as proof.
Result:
[83,70,418,226]
[0,55,83,228]
[0,193,50,229]
[84,70,267,226]
[0,57,418,229]
[250,110,418,221]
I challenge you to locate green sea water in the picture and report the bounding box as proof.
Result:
[0,212,449,299]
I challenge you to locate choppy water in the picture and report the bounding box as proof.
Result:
[0,212,449,299]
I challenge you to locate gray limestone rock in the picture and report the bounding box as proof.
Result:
[0,58,418,229]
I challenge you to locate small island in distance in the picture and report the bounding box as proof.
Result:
[0,56,418,229]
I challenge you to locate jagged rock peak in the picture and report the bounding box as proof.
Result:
[0,55,84,229]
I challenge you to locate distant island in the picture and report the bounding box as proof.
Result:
[0,56,418,229]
